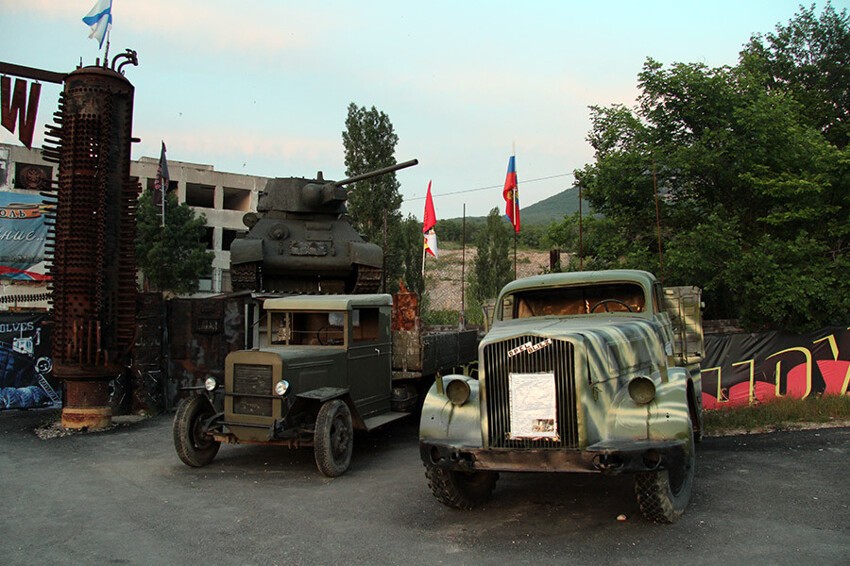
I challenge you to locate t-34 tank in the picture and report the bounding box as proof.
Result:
[230,159,418,294]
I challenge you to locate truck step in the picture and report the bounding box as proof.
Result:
[362,411,410,431]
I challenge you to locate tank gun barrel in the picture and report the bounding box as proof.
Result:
[333,159,419,187]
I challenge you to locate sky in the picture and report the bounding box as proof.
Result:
[2,0,845,220]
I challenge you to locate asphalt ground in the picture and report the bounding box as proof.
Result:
[1,409,847,566]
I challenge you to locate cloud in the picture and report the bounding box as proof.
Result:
[133,125,341,176]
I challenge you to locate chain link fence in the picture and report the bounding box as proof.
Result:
[421,248,550,327]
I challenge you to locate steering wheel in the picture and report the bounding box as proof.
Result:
[316,325,342,345]
[590,299,634,313]
[316,325,331,345]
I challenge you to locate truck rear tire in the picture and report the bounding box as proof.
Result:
[173,396,220,467]
[314,400,354,477]
[634,421,695,523]
[424,464,499,509]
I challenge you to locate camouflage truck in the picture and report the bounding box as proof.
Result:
[173,293,476,477]
[419,270,704,523]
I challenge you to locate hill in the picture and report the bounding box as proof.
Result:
[441,188,588,227]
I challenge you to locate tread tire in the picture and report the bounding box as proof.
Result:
[314,400,354,477]
[173,396,220,467]
[424,464,499,509]
[634,420,696,523]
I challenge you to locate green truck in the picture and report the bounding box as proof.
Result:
[419,270,704,523]
[173,293,476,477]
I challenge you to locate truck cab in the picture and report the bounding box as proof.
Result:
[419,270,704,523]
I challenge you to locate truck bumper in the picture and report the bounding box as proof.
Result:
[420,438,687,475]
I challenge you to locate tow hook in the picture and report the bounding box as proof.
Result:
[592,453,622,472]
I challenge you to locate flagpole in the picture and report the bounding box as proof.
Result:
[513,143,518,280]
[421,235,427,280]
[460,204,466,329]
[103,30,111,66]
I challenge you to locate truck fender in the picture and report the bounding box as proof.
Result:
[604,368,691,443]
[291,387,367,429]
[419,375,483,448]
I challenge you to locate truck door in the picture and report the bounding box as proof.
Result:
[347,306,392,418]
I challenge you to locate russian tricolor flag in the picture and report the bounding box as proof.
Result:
[502,155,520,233]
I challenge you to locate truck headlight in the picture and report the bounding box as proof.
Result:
[204,377,217,392]
[274,380,290,396]
[628,376,656,405]
[446,379,471,406]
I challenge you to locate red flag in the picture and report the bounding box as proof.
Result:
[423,181,437,233]
[423,181,438,258]
[502,155,520,233]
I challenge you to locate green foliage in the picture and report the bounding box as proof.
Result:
[740,2,850,148]
[549,4,850,331]
[342,103,402,244]
[390,215,425,295]
[342,102,416,293]
[469,208,513,304]
[135,191,214,294]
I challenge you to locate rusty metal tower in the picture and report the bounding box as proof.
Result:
[41,51,140,429]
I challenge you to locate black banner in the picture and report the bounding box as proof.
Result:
[701,327,850,409]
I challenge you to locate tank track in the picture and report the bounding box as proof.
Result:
[232,262,381,294]
[350,265,382,294]
[231,262,260,292]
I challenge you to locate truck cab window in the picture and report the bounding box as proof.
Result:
[510,283,646,318]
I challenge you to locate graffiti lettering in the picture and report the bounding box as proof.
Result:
[701,327,850,409]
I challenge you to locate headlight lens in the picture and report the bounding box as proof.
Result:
[204,377,217,392]
[628,376,656,405]
[274,379,290,396]
[446,378,471,406]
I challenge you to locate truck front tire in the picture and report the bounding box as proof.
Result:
[314,400,354,477]
[634,421,696,523]
[424,464,499,509]
[173,396,220,467]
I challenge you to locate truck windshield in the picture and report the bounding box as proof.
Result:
[503,283,646,319]
[268,311,346,346]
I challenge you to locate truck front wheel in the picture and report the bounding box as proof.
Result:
[314,400,354,477]
[173,395,220,467]
[634,422,696,523]
[424,464,499,509]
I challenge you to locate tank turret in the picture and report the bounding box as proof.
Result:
[230,159,418,294]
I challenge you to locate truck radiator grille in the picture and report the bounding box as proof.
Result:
[483,336,579,449]
[232,363,273,417]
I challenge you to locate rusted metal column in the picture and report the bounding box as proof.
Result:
[42,53,140,430]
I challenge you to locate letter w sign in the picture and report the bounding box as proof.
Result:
[1,77,41,149]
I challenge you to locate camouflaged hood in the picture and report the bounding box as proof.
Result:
[483,314,671,385]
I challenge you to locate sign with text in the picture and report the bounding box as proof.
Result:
[0,191,50,280]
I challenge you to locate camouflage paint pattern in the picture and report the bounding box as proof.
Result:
[420,270,703,473]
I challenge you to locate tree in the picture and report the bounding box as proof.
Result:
[469,208,512,305]
[741,2,850,148]
[341,103,408,291]
[135,190,214,294]
[552,3,850,331]
[393,215,425,297]
[342,103,402,243]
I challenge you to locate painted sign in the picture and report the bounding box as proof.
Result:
[0,192,50,280]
